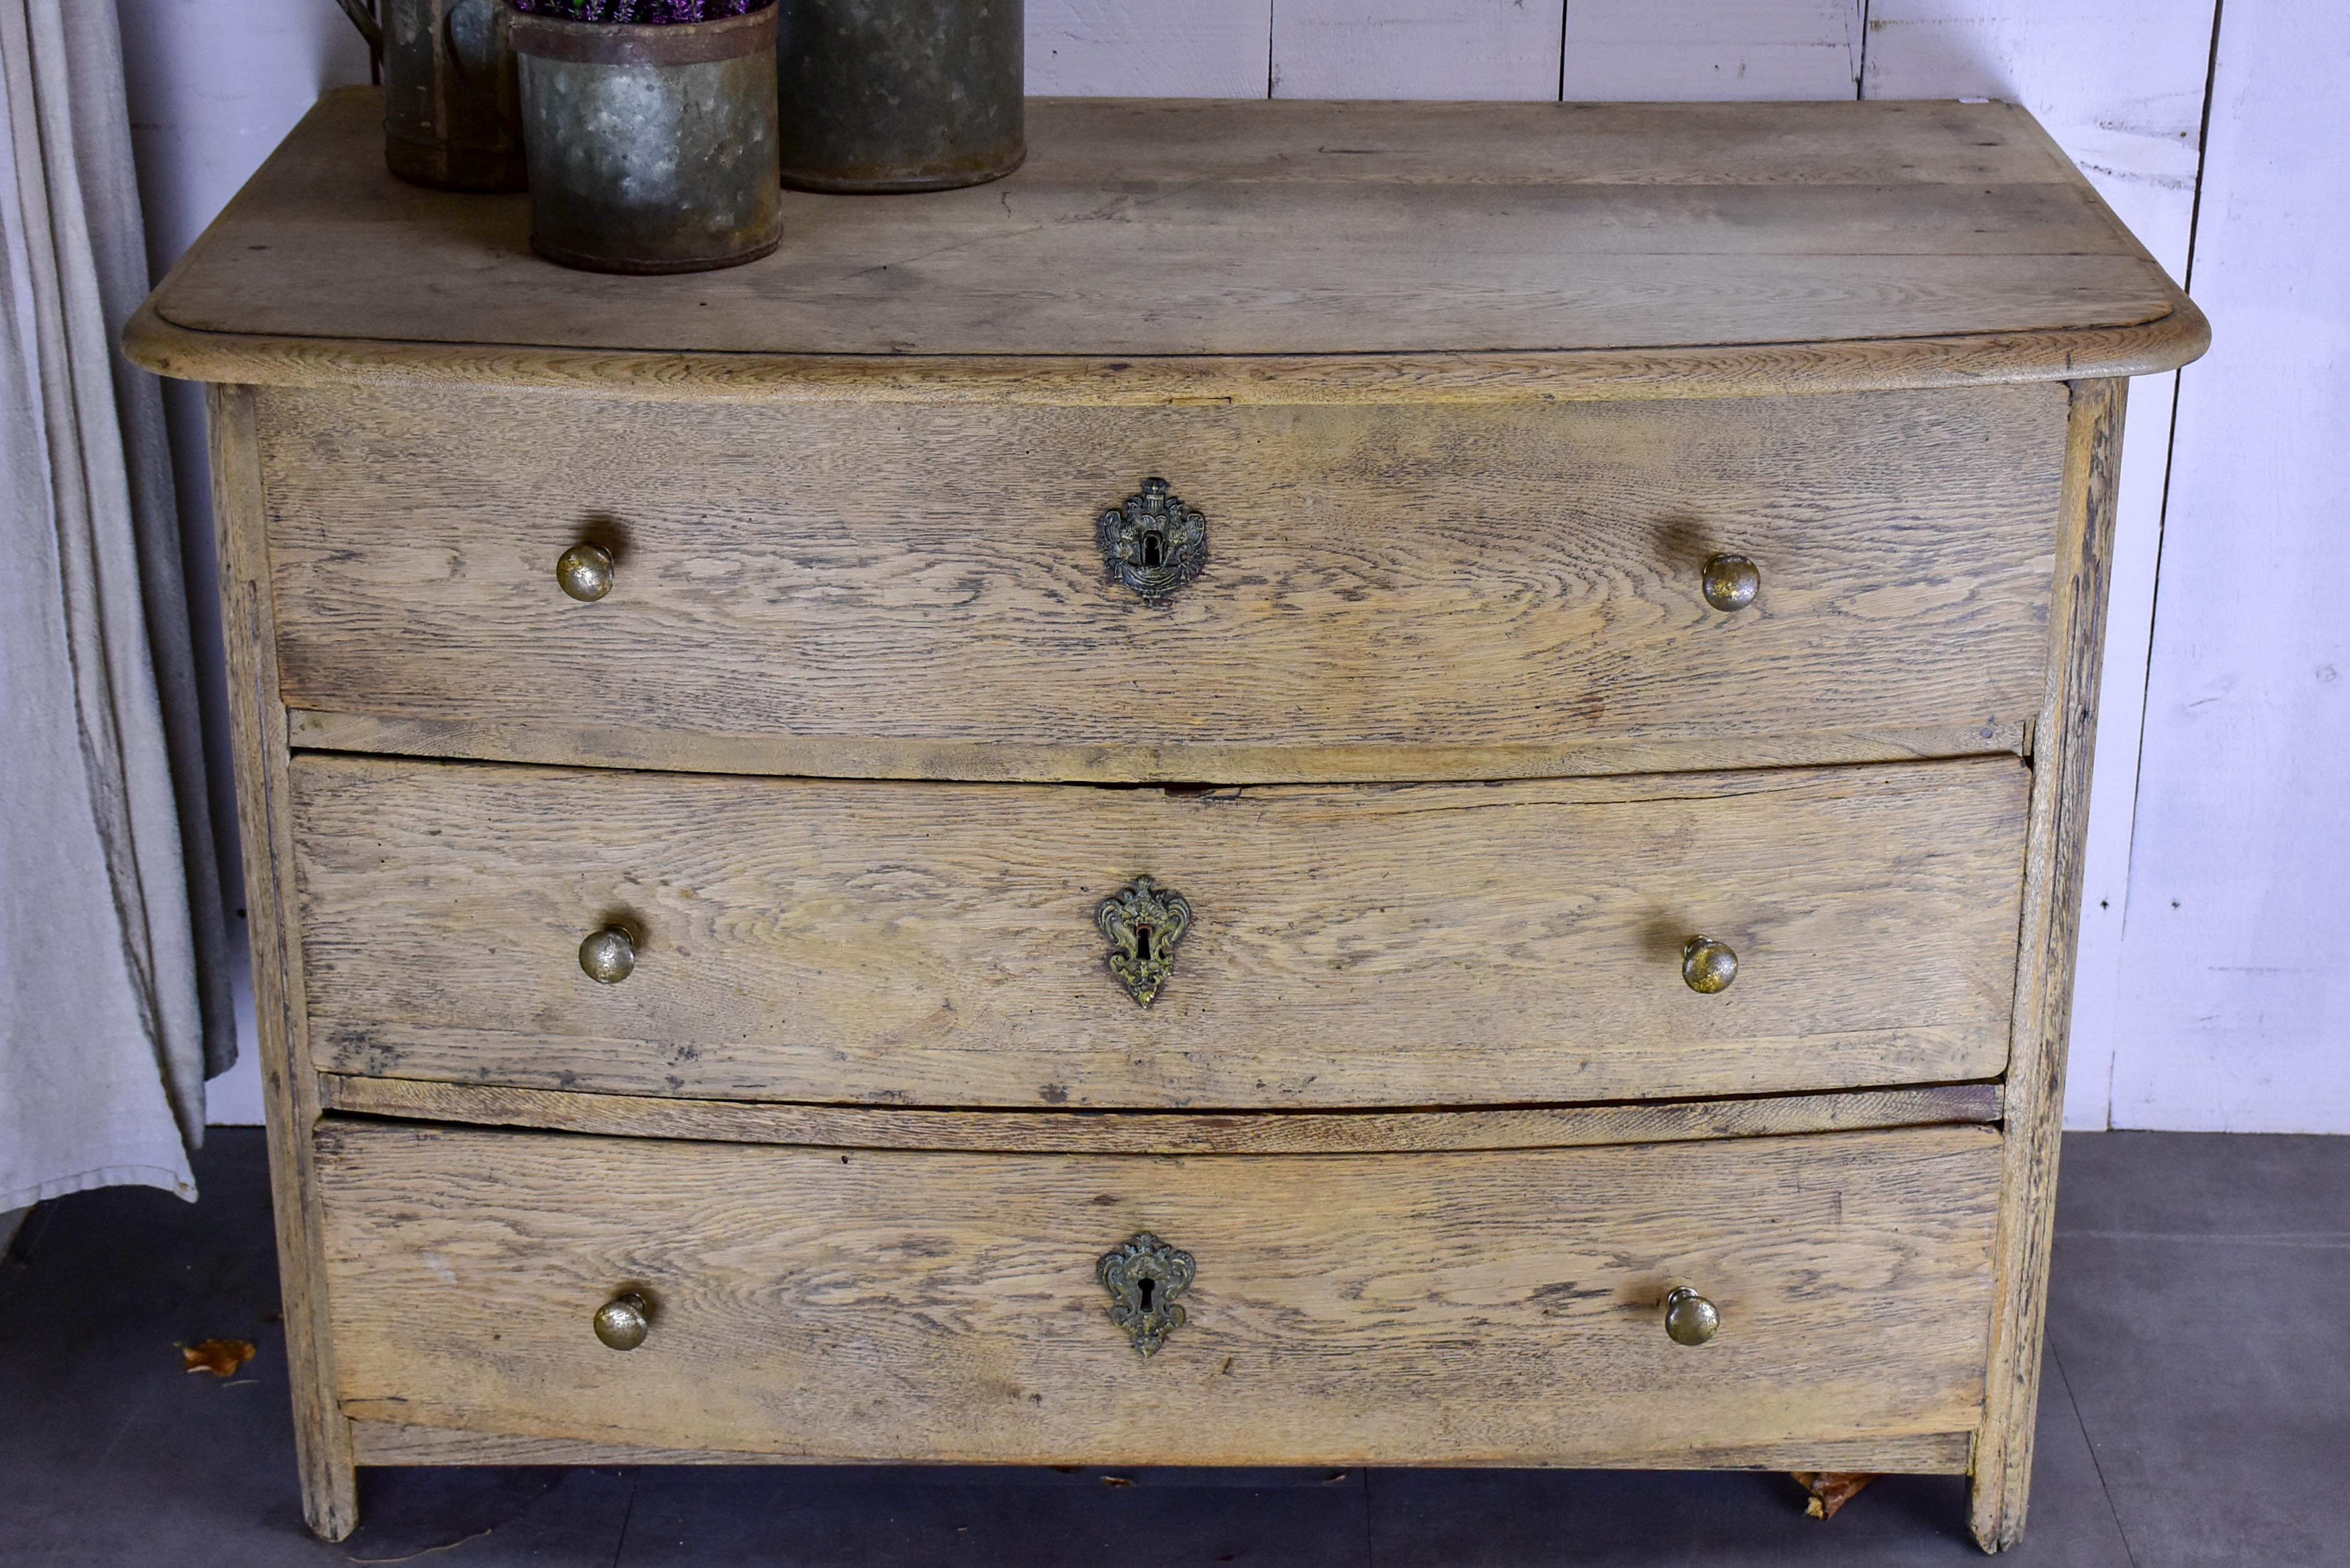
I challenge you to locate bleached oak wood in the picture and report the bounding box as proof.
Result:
[314,1075,2004,1155]
[1561,0,1864,102]
[1271,0,1562,101]
[348,1419,1974,1475]
[138,93,2205,1545]
[2052,361,2176,1133]
[292,757,2029,1109]
[1861,2,2211,266]
[1969,379,2124,1551]
[124,295,2207,407]
[283,710,2033,788]
[316,1121,2002,1465]
[205,386,357,1541]
[256,384,2065,777]
[122,90,2204,398]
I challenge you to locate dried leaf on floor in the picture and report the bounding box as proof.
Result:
[181,1338,256,1378]
[1790,1470,1877,1520]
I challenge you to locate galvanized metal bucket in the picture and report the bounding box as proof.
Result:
[512,8,785,274]
[774,0,1024,192]
[374,0,530,191]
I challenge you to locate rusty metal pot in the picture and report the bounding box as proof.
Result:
[511,8,785,274]
[361,0,529,191]
[774,0,1024,192]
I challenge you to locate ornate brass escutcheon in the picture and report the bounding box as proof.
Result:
[1099,1232,1195,1357]
[1096,876,1192,1007]
[1097,477,1207,601]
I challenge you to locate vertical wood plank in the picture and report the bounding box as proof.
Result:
[1863,1,2219,1130]
[1027,0,1274,97]
[1970,377,2125,1552]
[2107,0,2350,1133]
[2055,363,2179,1129]
[206,385,358,1541]
[1271,0,1563,100]
[1560,0,1862,102]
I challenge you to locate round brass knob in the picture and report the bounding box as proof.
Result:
[556,542,615,602]
[578,924,637,985]
[592,1291,650,1351]
[1682,935,1738,994]
[1702,553,1760,612]
[1664,1286,1719,1346]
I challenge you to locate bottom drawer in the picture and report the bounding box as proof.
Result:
[317,1119,1999,1467]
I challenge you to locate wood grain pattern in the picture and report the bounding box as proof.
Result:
[316,1120,2002,1465]
[124,90,2203,396]
[282,708,2034,789]
[1864,3,2213,268]
[314,1075,2005,1155]
[259,383,2065,776]
[124,295,2209,406]
[205,386,357,1540]
[292,755,2029,1109]
[348,1418,1975,1475]
[144,83,2200,1546]
[1969,379,2124,1551]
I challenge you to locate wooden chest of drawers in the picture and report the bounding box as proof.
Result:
[130,89,2205,1552]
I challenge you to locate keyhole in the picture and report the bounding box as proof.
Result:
[1141,530,1163,568]
[1137,1277,1156,1311]
[1134,924,1153,957]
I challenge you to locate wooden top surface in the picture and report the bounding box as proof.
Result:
[130,88,2204,401]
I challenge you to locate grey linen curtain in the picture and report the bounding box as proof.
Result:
[1,0,231,1206]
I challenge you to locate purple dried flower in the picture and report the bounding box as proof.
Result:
[508,0,769,23]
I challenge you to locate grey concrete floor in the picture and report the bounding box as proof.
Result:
[2,1129,2344,1566]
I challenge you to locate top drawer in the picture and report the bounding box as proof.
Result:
[259,383,2065,783]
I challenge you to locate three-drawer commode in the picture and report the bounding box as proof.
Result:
[130,89,2206,1550]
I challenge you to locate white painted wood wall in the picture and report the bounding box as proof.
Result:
[115,0,2346,1133]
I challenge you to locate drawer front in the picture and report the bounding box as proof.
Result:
[317,1120,2000,1464]
[293,754,2027,1108]
[260,383,2063,782]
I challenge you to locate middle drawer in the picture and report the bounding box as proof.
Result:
[293,754,2026,1108]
